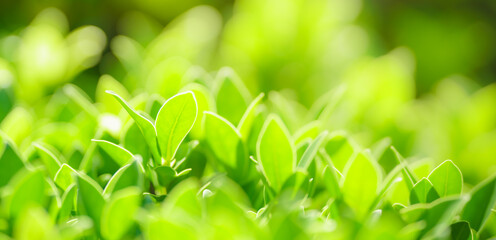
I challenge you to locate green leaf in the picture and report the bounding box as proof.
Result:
[155,91,198,165]
[77,173,105,231]
[461,174,496,232]
[238,93,264,140]
[2,168,46,218]
[0,139,25,188]
[95,75,130,114]
[428,160,463,197]
[214,67,251,125]
[33,143,63,179]
[106,90,161,163]
[409,178,440,204]
[101,187,141,240]
[324,133,356,172]
[450,221,473,240]
[257,114,295,191]
[420,196,469,238]
[391,146,417,191]
[297,131,328,171]
[180,83,216,139]
[103,160,144,196]
[57,184,77,224]
[154,166,177,188]
[203,112,245,174]
[92,139,134,167]
[341,151,381,219]
[54,163,78,191]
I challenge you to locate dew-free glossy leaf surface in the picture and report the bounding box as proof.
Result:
[428,160,463,197]
[103,160,144,196]
[257,115,295,191]
[203,112,243,171]
[54,163,78,191]
[107,90,161,162]
[215,67,251,125]
[93,139,134,167]
[409,178,440,204]
[155,91,198,164]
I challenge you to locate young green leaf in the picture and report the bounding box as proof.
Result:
[77,173,105,231]
[57,184,77,224]
[214,67,251,125]
[420,196,469,239]
[103,160,144,196]
[96,75,130,114]
[0,140,25,188]
[409,178,440,204]
[297,131,328,171]
[324,133,356,172]
[238,93,264,140]
[2,168,46,218]
[450,221,473,240]
[155,91,198,165]
[257,114,295,191]
[427,160,463,197]
[203,112,244,173]
[460,174,496,232]
[391,146,417,191]
[92,139,134,167]
[341,151,381,219]
[101,187,141,240]
[106,90,161,162]
[33,143,63,179]
[54,163,78,191]
[180,83,216,139]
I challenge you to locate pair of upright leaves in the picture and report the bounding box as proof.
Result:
[256,114,328,193]
[106,90,198,166]
[409,160,463,205]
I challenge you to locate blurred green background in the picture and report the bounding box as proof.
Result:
[1,0,496,183]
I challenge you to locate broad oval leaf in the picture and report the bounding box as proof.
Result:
[256,115,295,192]
[203,112,244,172]
[155,91,198,165]
[180,83,215,139]
[214,67,251,125]
[460,174,496,232]
[101,187,141,240]
[409,178,440,204]
[106,90,161,163]
[92,139,134,167]
[341,151,381,219]
[428,160,463,197]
